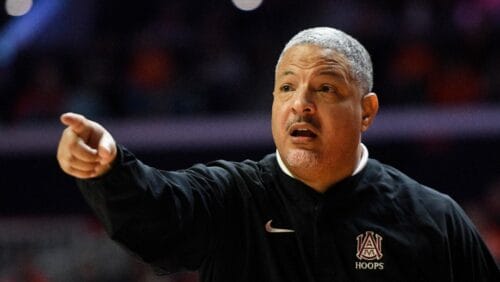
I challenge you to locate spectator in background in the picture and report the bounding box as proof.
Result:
[3,0,500,123]
[388,40,436,104]
[124,29,176,117]
[427,60,486,105]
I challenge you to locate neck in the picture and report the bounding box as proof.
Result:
[277,144,366,193]
[296,163,355,193]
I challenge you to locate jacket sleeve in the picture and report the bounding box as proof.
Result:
[77,145,237,274]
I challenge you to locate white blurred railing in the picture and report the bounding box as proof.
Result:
[1,105,499,155]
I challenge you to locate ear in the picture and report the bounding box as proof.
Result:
[361,92,379,132]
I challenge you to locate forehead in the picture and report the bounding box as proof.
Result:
[277,44,351,72]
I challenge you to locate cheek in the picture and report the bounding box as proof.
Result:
[271,99,287,122]
[322,104,362,135]
[271,100,294,150]
[271,102,284,139]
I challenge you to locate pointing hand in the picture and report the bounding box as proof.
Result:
[57,113,117,179]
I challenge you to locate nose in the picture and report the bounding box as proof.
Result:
[292,87,316,115]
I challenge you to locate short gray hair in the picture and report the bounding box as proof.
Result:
[277,27,373,94]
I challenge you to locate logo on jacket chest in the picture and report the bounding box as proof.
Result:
[355,231,384,270]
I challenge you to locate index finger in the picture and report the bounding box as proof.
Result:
[60,112,89,135]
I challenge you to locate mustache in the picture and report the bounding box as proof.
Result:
[285,116,320,131]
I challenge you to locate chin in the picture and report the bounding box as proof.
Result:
[284,149,320,170]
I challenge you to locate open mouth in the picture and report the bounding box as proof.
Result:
[291,129,317,138]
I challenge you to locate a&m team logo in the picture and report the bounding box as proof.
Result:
[355,231,384,270]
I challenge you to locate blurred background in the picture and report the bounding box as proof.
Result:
[0,0,499,281]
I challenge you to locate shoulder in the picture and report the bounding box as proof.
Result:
[364,159,483,249]
[365,159,464,226]
[363,160,500,280]
[366,159,450,201]
[182,153,277,190]
[195,153,276,178]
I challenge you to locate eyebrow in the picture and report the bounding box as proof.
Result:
[278,68,350,85]
[279,70,295,78]
[315,73,351,95]
[317,69,347,79]
[279,68,347,77]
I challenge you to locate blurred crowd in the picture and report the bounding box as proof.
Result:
[0,216,199,282]
[464,178,500,267]
[0,0,499,125]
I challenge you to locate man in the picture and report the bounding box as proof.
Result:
[57,27,499,281]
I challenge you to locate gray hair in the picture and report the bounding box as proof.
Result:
[277,27,373,94]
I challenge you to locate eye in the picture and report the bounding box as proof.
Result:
[280,84,294,92]
[317,84,337,94]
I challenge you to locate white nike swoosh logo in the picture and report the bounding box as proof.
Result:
[265,220,295,233]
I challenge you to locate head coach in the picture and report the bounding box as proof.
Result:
[57,27,499,281]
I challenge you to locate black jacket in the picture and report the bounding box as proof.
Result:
[78,146,499,282]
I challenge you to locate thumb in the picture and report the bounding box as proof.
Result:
[97,132,116,164]
[60,112,89,135]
